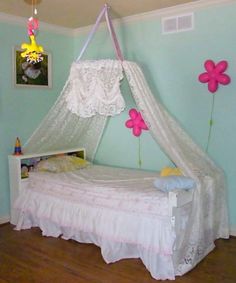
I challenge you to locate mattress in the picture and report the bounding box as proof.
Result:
[14,165,179,280]
[26,164,170,216]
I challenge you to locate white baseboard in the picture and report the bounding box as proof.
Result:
[0,215,10,225]
[230,226,236,236]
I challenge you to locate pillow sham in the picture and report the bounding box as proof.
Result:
[153,175,196,192]
[36,155,90,173]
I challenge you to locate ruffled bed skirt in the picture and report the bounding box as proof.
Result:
[15,188,176,280]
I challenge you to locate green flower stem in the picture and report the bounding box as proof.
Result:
[138,137,142,168]
[206,94,215,153]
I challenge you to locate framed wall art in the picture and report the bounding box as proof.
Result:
[13,47,52,88]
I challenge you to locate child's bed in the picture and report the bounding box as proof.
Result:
[9,148,197,280]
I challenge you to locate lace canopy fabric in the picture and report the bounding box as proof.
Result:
[122,61,229,275]
[23,68,108,161]
[65,60,125,117]
[23,59,229,279]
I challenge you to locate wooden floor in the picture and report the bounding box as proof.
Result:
[0,224,235,283]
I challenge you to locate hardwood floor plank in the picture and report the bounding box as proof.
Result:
[0,224,235,283]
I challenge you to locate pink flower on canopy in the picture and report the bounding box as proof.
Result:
[198,59,231,93]
[125,108,148,137]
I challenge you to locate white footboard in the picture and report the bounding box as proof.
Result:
[168,190,194,249]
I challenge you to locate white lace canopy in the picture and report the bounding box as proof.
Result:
[66,60,125,117]
[23,59,229,279]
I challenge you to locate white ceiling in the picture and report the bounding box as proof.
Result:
[0,0,200,29]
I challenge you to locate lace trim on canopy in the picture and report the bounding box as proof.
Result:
[65,60,125,118]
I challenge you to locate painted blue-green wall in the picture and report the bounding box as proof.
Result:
[0,22,73,217]
[1,2,235,231]
[74,3,236,229]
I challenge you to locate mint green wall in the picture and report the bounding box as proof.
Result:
[74,3,236,228]
[0,22,73,217]
[1,2,236,230]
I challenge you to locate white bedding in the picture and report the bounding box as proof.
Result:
[14,165,180,280]
[26,165,170,216]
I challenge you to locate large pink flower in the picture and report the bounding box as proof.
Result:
[198,60,231,93]
[125,108,148,137]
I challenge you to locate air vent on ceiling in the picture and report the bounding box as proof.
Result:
[162,13,194,34]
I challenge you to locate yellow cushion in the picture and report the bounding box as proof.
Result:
[36,155,90,173]
[160,167,182,177]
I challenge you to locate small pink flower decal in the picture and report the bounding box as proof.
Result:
[198,59,231,93]
[125,108,148,137]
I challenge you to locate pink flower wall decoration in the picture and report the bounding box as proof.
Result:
[198,59,231,93]
[125,108,148,137]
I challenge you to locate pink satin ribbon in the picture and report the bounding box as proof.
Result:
[77,4,124,62]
